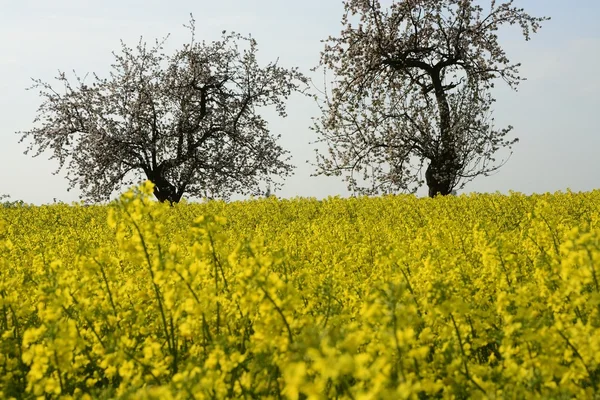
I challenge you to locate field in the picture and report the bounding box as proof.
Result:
[1,182,599,399]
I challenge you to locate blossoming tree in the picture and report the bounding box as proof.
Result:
[18,18,307,204]
[312,0,549,197]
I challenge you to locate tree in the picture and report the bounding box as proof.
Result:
[18,17,307,204]
[312,0,549,197]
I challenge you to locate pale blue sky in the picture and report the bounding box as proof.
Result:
[1,1,598,204]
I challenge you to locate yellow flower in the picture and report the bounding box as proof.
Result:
[283,362,307,400]
[118,360,135,379]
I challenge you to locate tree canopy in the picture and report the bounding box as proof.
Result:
[18,18,307,204]
[312,0,549,197]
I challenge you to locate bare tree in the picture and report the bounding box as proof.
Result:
[18,17,307,204]
[312,0,549,197]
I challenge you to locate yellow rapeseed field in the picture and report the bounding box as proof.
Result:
[1,181,599,399]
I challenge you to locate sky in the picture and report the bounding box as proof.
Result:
[1,0,599,204]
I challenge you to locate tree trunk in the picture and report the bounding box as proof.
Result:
[153,182,182,205]
[146,169,183,205]
[426,67,459,198]
[425,159,454,198]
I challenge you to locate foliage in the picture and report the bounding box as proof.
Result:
[1,183,600,398]
[17,17,307,204]
[0,194,26,209]
[312,0,549,197]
